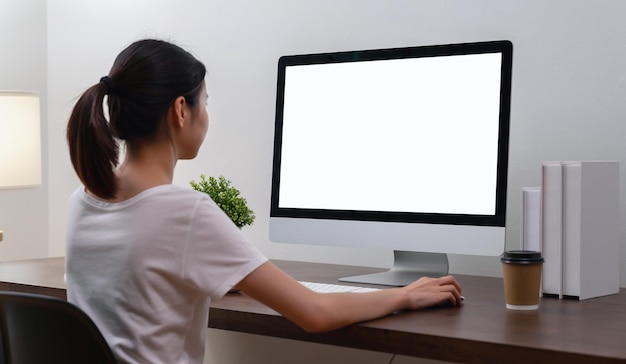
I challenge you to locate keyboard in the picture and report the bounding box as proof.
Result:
[298,281,381,293]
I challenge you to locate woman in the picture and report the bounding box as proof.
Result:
[65,39,462,364]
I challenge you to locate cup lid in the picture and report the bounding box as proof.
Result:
[500,250,544,264]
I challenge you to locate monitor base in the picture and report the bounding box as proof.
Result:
[339,251,449,287]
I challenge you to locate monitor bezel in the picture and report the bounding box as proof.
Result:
[270,40,513,228]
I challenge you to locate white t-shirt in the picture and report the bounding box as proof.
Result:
[65,185,268,364]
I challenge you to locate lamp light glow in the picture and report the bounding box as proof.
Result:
[0,91,42,188]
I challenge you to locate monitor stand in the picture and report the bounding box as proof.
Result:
[338,251,449,287]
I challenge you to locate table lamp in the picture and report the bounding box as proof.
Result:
[0,91,42,242]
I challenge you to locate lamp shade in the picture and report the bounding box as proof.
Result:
[0,91,42,188]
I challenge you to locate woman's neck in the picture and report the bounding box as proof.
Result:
[112,140,177,202]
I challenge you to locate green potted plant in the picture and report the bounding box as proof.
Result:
[190,174,256,228]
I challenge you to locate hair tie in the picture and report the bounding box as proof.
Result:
[100,76,115,95]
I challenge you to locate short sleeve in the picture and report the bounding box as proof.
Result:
[182,194,268,299]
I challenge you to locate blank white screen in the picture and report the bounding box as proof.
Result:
[278,53,502,215]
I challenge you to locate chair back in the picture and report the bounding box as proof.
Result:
[0,291,118,364]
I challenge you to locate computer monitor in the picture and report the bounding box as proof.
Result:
[269,40,513,286]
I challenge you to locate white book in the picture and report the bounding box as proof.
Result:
[540,161,563,297]
[561,161,620,299]
[521,187,541,252]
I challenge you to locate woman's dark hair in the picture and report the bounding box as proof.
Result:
[67,39,206,199]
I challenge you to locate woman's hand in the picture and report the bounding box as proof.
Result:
[402,275,463,309]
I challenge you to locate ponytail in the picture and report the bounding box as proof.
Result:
[66,81,119,200]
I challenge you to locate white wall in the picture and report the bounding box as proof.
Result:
[4,0,626,363]
[0,0,48,261]
[47,0,626,283]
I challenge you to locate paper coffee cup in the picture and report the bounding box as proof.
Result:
[501,250,544,310]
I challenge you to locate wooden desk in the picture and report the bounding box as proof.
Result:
[1,257,625,364]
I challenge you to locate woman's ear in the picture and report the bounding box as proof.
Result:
[169,96,187,128]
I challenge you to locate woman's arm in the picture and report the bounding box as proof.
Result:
[234,261,462,333]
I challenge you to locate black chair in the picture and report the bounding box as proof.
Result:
[0,291,118,364]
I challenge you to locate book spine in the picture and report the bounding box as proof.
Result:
[521,187,541,252]
[561,162,582,297]
[540,161,563,298]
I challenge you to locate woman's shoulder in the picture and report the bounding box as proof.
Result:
[72,184,210,211]
[137,184,211,205]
